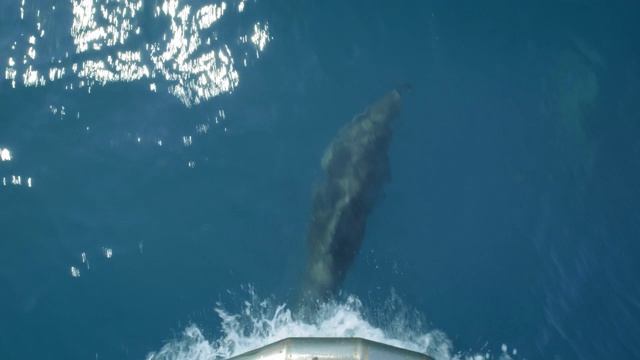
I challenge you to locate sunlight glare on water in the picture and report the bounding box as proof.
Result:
[1,148,11,161]
[3,0,271,107]
[0,148,33,188]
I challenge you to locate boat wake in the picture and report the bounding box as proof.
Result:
[146,286,519,360]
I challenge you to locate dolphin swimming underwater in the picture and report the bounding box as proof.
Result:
[302,85,410,302]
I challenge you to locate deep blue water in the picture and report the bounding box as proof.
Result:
[1,1,640,359]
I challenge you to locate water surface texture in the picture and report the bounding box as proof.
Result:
[1,1,639,359]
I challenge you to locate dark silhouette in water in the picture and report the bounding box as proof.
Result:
[302,85,410,302]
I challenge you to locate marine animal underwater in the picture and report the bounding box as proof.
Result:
[302,84,410,302]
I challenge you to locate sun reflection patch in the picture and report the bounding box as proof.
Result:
[1,148,11,161]
[4,0,272,107]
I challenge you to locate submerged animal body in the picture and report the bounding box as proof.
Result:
[303,86,407,300]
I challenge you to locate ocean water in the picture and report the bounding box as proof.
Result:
[1,1,639,359]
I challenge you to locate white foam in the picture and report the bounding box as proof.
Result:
[146,287,521,360]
